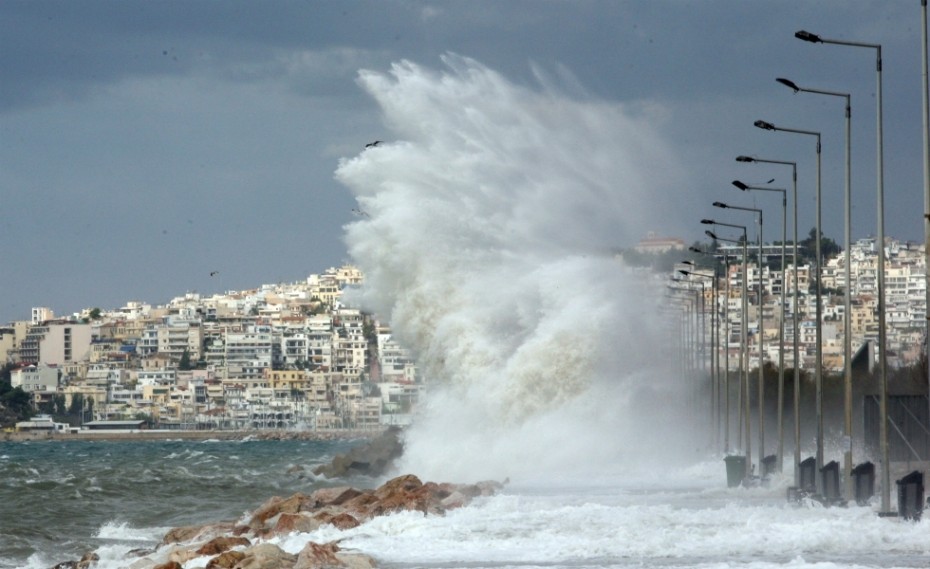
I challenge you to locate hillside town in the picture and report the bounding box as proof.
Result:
[3,233,929,434]
[1,265,421,432]
[646,233,929,371]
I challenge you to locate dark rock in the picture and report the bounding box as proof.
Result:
[205,550,246,569]
[195,536,251,556]
[313,426,404,478]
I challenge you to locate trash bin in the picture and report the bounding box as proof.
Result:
[896,470,924,521]
[799,457,816,493]
[820,460,840,503]
[761,454,777,479]
[851,462,875,506]
[724,455,746,488]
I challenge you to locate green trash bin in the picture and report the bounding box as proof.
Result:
[724,455,747,488]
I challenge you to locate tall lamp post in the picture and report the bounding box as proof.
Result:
[777,78,855,500]
[713,201,767,465]
[733,180,788,473]
[691,246,733,452]
[736,155,801,482]
[795,27,890,514]
[754,119,826,493]
[921,0,930,476]
[704,220,751,479]
[682,264,718,441]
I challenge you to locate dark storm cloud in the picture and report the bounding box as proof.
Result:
[0,0,927,322]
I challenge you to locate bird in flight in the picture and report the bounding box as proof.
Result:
[351,208,370,218]
[365,140,382,149]
[210,271,219,277]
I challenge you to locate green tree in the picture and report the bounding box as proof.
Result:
[179,348,193,371]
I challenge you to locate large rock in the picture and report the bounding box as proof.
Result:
[313,427,404,478]
[294,541,376,569]
[161,521,235,545]
[248,493,314,529]
[234,543,296,569]
[205,550,246,569]
[196,536,251,556]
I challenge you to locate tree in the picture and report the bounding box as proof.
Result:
[179,348,193,371]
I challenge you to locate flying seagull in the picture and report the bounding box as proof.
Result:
[351,208,370,218]
[365,140,382,149]
[210,271,219,277]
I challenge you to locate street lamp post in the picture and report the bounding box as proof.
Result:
[704,220,752,480]
[682,264,718,441]
[921,0,930,476]
[737,155,801,482]
[733,180,788,473]
[678,275,708,384]
[714,201,767,466]
[692,246,733,452]
[754,119,825,494]
[776,77,855,499]
[795,27,890,514]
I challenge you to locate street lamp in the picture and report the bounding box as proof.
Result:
[689,248,732,452]
[677,273,707,381]
[735,155,801,482]
[713,201,767,465]
[776,75,855,501]
[920,0,930,488]
[704,221,752,480]
[733,179,788,474]
[681,263,717,441]
[795,27,890,514]
[754,119,826,494]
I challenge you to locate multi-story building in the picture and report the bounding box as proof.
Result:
[17,321,92,365]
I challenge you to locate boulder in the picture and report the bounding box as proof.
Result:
[269,512,321,536]
[161,521,235,544]
[151,563,182,569]
[309,486,365,507]
[195,536,251,556]
[294,541,376,569]
[248,492,313,529]
[205,550,246,569]
[234,543,297,569]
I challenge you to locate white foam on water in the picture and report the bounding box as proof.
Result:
[272,477,929,569]
[95,520,166,542]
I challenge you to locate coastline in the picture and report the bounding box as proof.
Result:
[0,427,386,443]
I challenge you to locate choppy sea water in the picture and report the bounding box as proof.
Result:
[1,439,928,569]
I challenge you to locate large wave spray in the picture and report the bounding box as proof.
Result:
[337,54,699,482]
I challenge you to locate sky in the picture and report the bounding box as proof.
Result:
[1,0,928,324]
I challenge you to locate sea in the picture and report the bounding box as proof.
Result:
[1,437,928,569]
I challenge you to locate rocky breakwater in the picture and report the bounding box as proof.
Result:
[52,474,503,569]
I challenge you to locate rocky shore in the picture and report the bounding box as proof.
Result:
[52,473,503,569]
[47,427,499,569]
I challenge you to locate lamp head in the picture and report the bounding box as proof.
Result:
[681,260,694,265]
[678,270,689,276]
[754,120,776,131]
[700,219,715,225]
[776,77,800,92]
[712,201,728,209]
[689,246,702,253]
[704,230,717,239]
[732,180,749,191]
[735,155,755,163]
[795,30,823,43]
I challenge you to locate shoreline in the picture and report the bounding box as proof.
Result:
[0,427,387,443]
